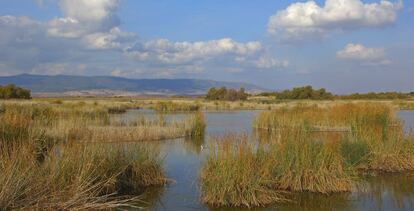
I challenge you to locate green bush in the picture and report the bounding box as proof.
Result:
[205,87,248,101]
[0,84,31,99]
[274,86,333,100]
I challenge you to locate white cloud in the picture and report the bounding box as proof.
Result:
[48,0,122,44]
[126,38,262,65]
[59,0,119,22]
[253,56,289,69]
[268,0,402,41]
[125,38,289,72]
[336,43,391,65]
[0,1,289,77]
[82,27,135,49]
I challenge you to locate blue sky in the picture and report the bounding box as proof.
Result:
[0,0,413,93]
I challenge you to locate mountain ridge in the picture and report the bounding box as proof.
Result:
[0,74,266,96]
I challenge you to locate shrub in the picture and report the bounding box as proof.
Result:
[0,84,31,99]
[205,87,248,101]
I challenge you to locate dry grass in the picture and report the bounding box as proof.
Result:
[200,131,354,207]
[254,103,414,173]
[0,101,176,209]
[0,141,168,210]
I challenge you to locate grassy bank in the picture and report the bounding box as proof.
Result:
[0,101,208,209]
[0,142,167,209]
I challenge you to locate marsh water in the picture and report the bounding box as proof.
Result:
[116,109,414,211]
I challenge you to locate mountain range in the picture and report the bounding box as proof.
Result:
[0,74,266,96]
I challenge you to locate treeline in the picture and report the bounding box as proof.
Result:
[257,86,414,100]
[0,84,31,99]
[261,86,334,100]
[340,92,413,100]
[205,87,248,101]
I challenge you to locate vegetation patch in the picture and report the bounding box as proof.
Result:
[0,84,31,99]
[205,87,248,101]
[0,101,201,209]
[153,101,200,112]
[201,134,288,207]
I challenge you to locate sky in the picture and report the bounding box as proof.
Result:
[0,0,413,93]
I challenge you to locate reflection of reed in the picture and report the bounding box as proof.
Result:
[135,186,166,210]
[361,174,414,210]
[275,192,354,211]
[184,135,206,154]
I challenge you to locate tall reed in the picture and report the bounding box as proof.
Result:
[0,102,170,209]
[254,103,414,173]
[185,111,206,138]
[200,134,287,207]
[0,142,168,209]
[269,128,355,193]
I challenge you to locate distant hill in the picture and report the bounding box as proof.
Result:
[0,74,266,96]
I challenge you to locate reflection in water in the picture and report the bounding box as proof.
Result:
[184,135,206,155]
[277,192,354,211]
[134,187,166,210]
[117,109,414,211]
[360,174,414,210]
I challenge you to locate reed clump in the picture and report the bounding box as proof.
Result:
[201,131,354,207]
[253,103,394,131]
[200,134,288,207]
[185,111,206,138]
[269,129,355,193]
[254,103,414,173]
[0,143,168,210]
[153,101,200,112]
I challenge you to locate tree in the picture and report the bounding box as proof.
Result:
[0,84,31,99]
[273,86,334,100]
[205,87,248,101]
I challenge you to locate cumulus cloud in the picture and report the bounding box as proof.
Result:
[48,0,120,37]
[0,0,288,78]
[125,38,289,71]
[268,0,402,41]
[82,27,135,49]
[336,43,391,65]
[126,38,262,65]
[253,56,289,69]
[0,15,82,73]
[47,0,129,50]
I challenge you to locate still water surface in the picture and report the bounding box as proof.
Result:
[117,110,414,211]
